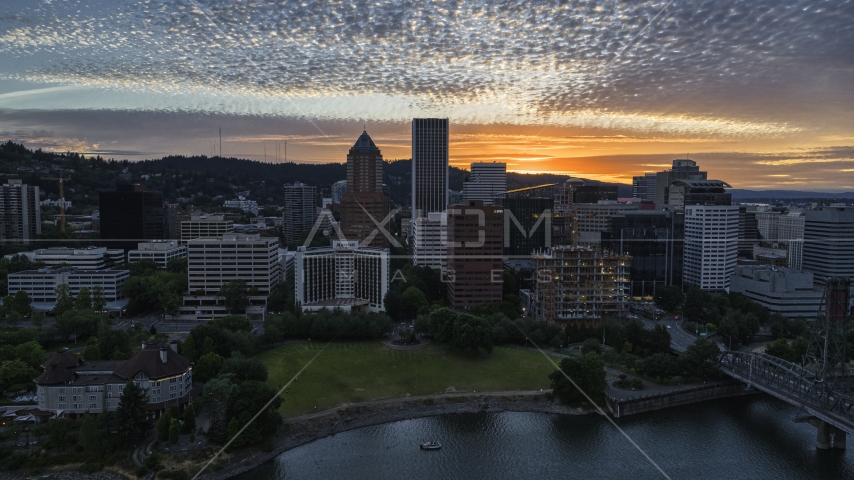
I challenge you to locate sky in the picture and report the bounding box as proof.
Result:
[0,0,852,190]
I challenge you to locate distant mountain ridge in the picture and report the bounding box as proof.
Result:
[729,189,854,200]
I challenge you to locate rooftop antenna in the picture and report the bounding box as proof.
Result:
[284,141,287,163]
[264,144,267,163]
[219,126,222,158]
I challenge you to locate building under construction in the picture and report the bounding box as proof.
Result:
[530,245,632,322]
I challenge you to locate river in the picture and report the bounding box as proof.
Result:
[234,396,854,479]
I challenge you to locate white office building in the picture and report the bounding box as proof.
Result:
[803,206,854,285]
[127,241,187,269]
[778,212,805,271]
[8,267,130,302]
[411,118,449,219]
[729,265,824,318]
[412,212,448,272]
[180,214,234,244]
[5,246,124,270]
[295,240,389,313]
[463,162,506,204]
[683,205,740,291]
[756,211,781,242]
[180,234,280,320]
[331,180,348,205]
[223,196,259,215]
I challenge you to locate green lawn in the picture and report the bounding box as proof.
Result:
[259,342,556,417]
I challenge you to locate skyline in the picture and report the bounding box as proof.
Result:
[0,0,852,190]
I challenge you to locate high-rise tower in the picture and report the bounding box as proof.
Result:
[411,118,449,220]
[340,130,391,248]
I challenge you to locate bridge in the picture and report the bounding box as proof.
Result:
[716,277,853,450]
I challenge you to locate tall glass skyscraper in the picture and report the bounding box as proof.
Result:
[411,118,449,220]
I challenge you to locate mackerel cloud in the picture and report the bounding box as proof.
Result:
[0,0,852,136]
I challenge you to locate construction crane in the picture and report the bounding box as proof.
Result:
[41,174,70,232]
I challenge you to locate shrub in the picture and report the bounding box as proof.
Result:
[422,398,435,406]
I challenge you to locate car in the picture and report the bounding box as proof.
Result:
[667,325,672,329]
[674,315,680,320]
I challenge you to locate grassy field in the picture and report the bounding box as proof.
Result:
[259,342,556,417]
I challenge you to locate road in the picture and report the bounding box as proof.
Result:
[638,314,698,352]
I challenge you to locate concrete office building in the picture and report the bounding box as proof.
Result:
[463,162,507,204]
[283,182,317,246]
[756,211,782,242]
[573,185,618,204]
[35,343,194,417]
[803,206,854,285]
[530,246,631,322]
[683,205,740,291]
[655,159,708,207]
[5,246,124,270]
[576,201,639,245]
[340,130,391,247]
[446,200,504,310]
[181,234,279,320]
[99,184,165,250]
[223,196,259,215]
[412,212,448,272]
[295,240,389,313]
[778,212,805,271]
[180,214,233,245]
[729,265,824,318]
[0,179,41,245]
[632,173,658,202]
[8,267,130,303]
[411,118,449,219]
[667,179,732,210]
[331,180,348,205]
[127,241,187,269]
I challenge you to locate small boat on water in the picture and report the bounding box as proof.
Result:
[420,441,442,450]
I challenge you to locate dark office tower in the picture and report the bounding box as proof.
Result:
[447,200,504,310]
[803,206,854,285]
[572,185,618,204]
[341,130,390,248]
[283,181,317,247]
[411,118,449,220]
[738,206,760,258]
[497,184,555,257]
[0,179,40,245]
[602,209,684,297]
[164,203,179,241]
[668,179,732,208]
[655,159,708,206]
[632,173,657,201]
[99,184,165,250]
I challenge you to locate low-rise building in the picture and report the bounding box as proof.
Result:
[5,246,124,270]
[34,343,194,418]
[729,265,824,318]
[180,214,234,244]
[223,196,259,215]
[8,267,130,303]
[127,241,187,269]
[295,240,389,313]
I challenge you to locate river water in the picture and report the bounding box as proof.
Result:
[235,396,854,479]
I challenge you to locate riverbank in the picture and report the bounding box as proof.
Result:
[201,390,587,480]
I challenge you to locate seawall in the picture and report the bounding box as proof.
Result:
[605,380,759,418]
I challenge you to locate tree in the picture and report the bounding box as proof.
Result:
[79,413,100,451]
[157,410,173,442]
[764,338,794,362]
[654,286,684,312]
[637,353,680,381]
[428,308,457,344]
[219,280,249,314]
[115,381,150,445]
[450,313,493,354]
[82,342,101,361]
[14,341,45,369]
[166,257,188,274]
[183,404,197,433]
[31,311,45,331]
[581,338,602,355]
[48,418,72,450]
[679,338,721,379]
[91,286,107,311]
[54,284,74,316]
[220,356,268,383]
[195,352,225,383]
[400,286,428,320]
[5,290,32,317]
[791,337,809,365]
[549,353,606,405]
[75,286,93,310]
[647,325,672,355]
[383,288,403,320]
[0,360,34,390]
[169,418,180,444]
[223,380,283,446]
